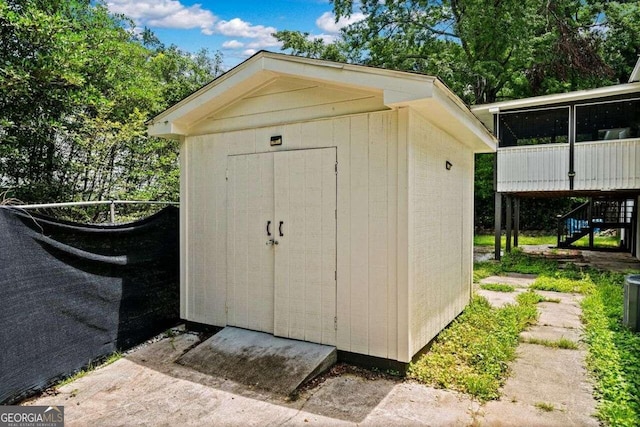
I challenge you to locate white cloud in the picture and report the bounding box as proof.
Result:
[106,0,216,34]
[105,1,281,54]
[222,40,244,49]
[315,11,365,34]
[215,18,281,53]
[215,18,276,39]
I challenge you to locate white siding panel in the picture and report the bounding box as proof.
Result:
[407,110,473,356]
[184,135,225,325]
[320,148,338,345]
[368,112,389,358]
[497,144,569,192]
[335,117,352,351]
[349,115,370,355]
[386,112,399,362]
[574,139,640,190]
[396,108,410,363]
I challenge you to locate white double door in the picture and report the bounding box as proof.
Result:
[227,148,337,345]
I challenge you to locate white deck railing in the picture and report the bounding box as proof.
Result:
[497,143,569,192]
[497,138,640,193]
[574,139,640,190]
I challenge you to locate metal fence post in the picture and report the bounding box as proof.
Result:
[109,201,116,224]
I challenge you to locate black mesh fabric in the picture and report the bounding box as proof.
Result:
[0,206,179,404]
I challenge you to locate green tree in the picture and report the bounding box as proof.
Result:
[0,0,222,211]
[276,0,639,103]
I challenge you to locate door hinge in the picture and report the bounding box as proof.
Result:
[335,161,338,175]
[334,316,338,331]
[334,270,337,280]
[225,169,228,181]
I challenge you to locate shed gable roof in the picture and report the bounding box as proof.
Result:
[148,51,495,152]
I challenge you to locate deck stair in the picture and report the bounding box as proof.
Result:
[557,198,635,249]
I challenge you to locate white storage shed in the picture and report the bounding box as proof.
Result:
[148,52,496,364]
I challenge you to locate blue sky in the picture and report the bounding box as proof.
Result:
[105,0,365,69]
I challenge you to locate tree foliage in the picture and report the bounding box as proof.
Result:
[275,0,640,230]
[285,0,639,104]
[0,0,222,207]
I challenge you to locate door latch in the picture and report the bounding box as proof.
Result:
[266,239,279,246]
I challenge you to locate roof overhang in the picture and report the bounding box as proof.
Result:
[472,81,640,130]
[148,51,496,153]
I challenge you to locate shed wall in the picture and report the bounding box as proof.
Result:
[407,110,474,356]
[181,110,407,361]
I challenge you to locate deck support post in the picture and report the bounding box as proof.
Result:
[514,197,520,248]
[505,195,512,253]
[494,192,502,260]
[588,198,594,249]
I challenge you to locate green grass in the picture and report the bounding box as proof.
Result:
[474,233,619,249]
[479,283,515,292]
[520,336,579,349]
[56,351,122,389]
[474,249,560,282]
[473,262,501,282]
[408,292,539,401]
[474,234,557,247]
[572,235,621,248]
[580,271,640,426]
[530,276,591,294]
[434,251,640,422]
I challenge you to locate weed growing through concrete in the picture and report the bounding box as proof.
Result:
[520,337,579,350]
[56,351,122,389]
[535,402,555,412]
[479,283,515,292]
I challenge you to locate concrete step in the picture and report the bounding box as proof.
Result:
[176,326,336,396]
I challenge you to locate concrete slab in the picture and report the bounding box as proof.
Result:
[476,288,525,308]
[581,250,640,273]
[25,327,599,427]
[24,332,477,426]
[483,343,598,426]
[537,301,583,329]
[176,327,336,396]
[363,382,479,426]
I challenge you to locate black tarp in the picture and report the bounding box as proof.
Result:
[0,206,179,404]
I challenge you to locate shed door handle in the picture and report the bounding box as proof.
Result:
[279,221,284,237]
[266,221,271,236]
